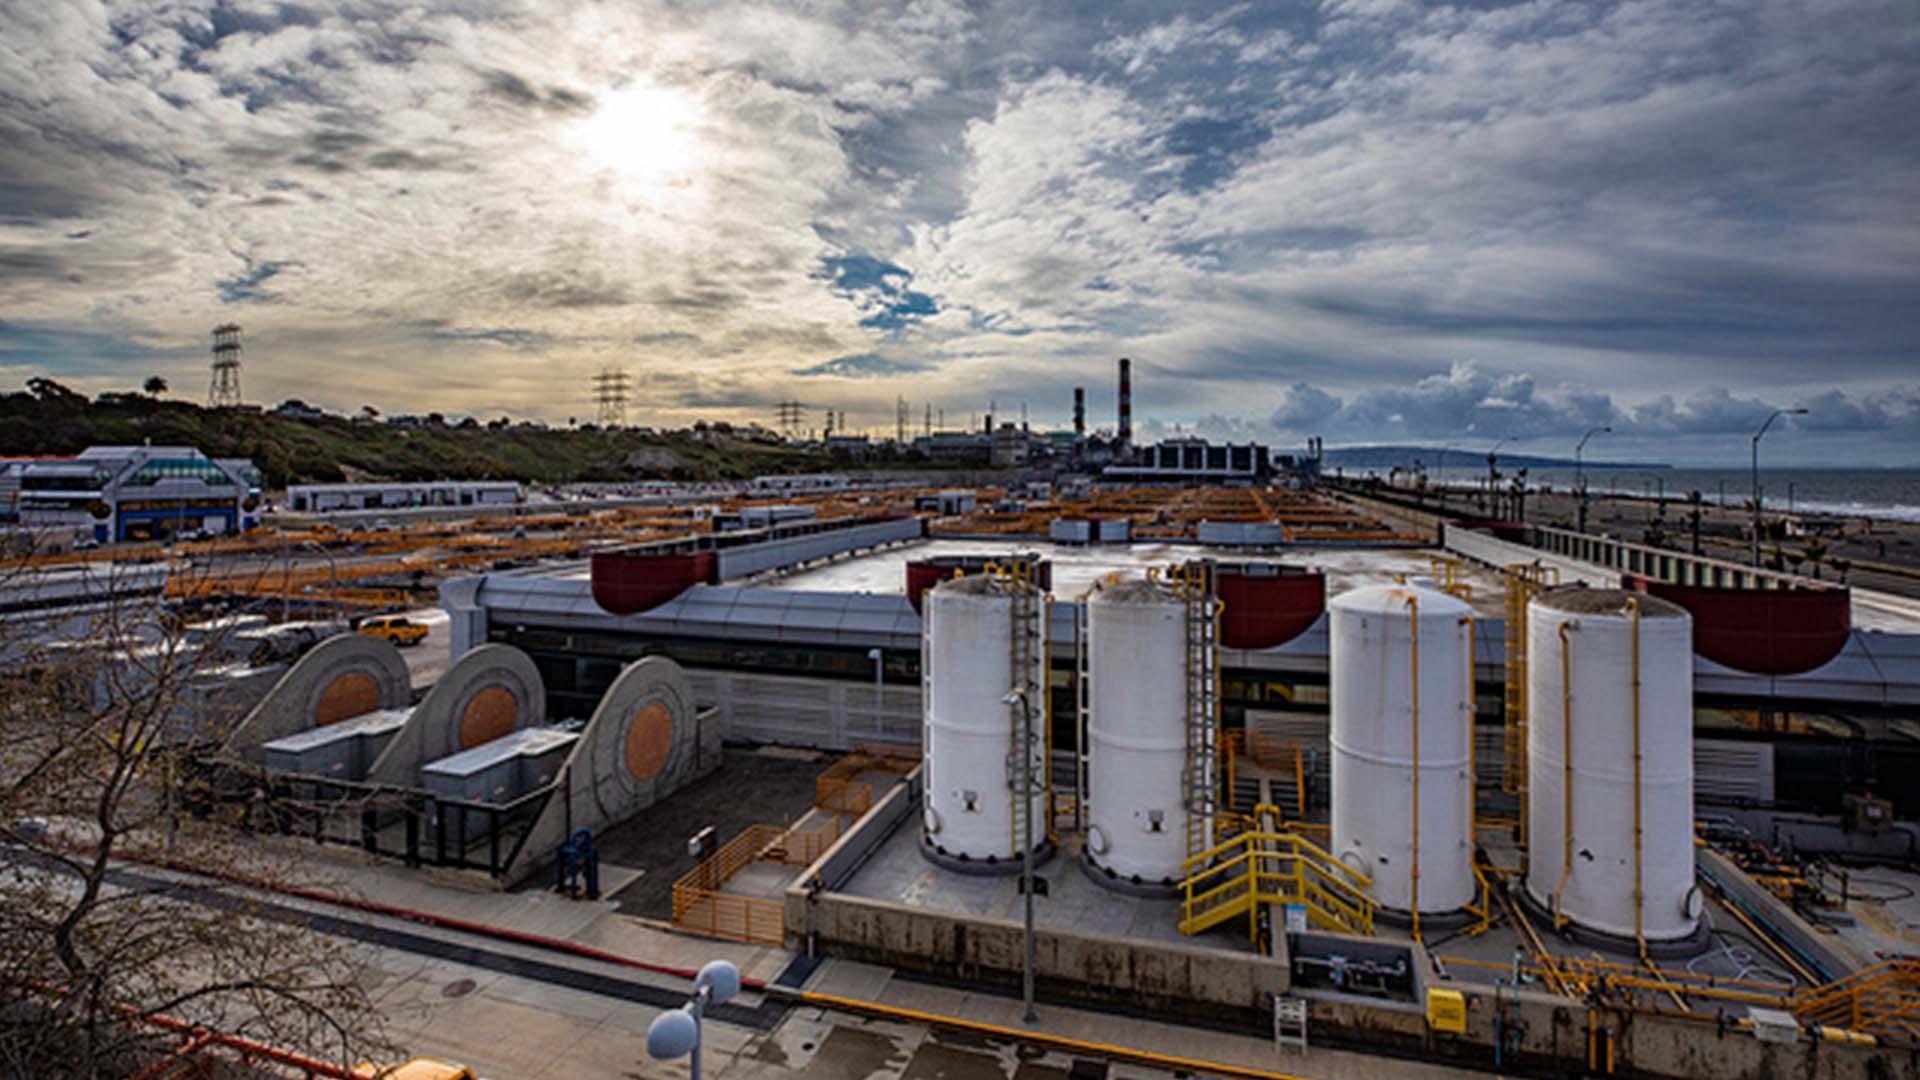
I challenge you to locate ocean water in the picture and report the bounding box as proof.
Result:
[1410,467,1920,523]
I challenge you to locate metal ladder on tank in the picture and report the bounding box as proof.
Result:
[1179,561,1222,861]
[1005,561,1047,859]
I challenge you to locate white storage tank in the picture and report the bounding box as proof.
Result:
[1084,576,1193,891]
[920,574,1047,870]
[1329,583,1476,917]
[1524,589,1700,945]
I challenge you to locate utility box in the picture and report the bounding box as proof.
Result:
[1843,791,1892,834]
[1748,1007,1801,1044]
[1425,988,1467,1034]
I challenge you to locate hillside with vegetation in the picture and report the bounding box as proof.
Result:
[0,378,876,488]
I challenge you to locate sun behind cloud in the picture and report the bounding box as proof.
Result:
[569,81,705,189]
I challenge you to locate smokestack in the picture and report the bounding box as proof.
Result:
[1073,387,1086,438]
[1117,357,1132,443]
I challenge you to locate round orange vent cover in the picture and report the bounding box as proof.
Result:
[315,672,379,727]
[624,701,674,781]
[459,685,518,748]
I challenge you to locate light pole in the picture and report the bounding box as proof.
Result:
[867,647,884,739]
[1750,408,1808,566]
[1001,687,1039,1023]
[1436,441,1458,506]
[646,959,741,1080]
[1487,436,1514,514]
[1574,426,1611,534]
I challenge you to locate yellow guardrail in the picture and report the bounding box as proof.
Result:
[1178,830,1376,937]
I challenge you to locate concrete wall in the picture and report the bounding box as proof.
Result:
[1441,522,1611,586]
[717,517,923,580]
[807,766,921,892]
[794,889,1295,1018]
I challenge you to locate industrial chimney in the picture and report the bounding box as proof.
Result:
[1073,387,1086,439]
[1117,358,1133,443]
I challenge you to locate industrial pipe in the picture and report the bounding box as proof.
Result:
[1551,621,1577,928]
[1462,615,1476,839]
[1405,593,1421,941]
[1630,597,1645,952]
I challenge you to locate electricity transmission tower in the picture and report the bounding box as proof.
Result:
[592,368,631,427]
[209,324,243,408]
[774,400,805,439]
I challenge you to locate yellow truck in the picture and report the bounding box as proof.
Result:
[356,614,429,647]
[355,1057,476,1080]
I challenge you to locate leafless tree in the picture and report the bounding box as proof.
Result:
[0,544,393,1078]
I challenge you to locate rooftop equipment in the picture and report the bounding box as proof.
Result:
[1329,583,1475,928]
[919,568,1049,871]
[1524,589,1703,951]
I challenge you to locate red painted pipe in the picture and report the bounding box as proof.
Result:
[136,853,767,990]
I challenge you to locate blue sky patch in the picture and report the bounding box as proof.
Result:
[815,254,938,332]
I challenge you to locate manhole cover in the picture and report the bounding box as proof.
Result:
[442,978,478,999]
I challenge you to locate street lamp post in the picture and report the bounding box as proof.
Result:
[1487,436,1515,515]
[646,960,741,1080]
[1002,687,1039,1023]
[1574,426,1611,534]
[1751,408,1809,567]
[867,647,884,739]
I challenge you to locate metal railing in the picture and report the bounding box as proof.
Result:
[670,818,846,945]
[186,757,560,880]
[1177,828,1376,938]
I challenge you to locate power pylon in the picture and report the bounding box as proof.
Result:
[209,324,243,408]
[774,400,805,439]
[592,368,631,427]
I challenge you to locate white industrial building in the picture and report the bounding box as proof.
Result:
[16,446,262,544]
[285,480,521,514]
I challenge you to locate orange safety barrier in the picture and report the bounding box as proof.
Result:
[671,818,848,945]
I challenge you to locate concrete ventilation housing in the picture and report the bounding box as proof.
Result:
[1328,582,1476,921]
[1524,588,1705,953]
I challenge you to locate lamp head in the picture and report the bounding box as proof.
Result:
[646,1007,698,1060]
[1001,688,1026,706]
[695,959,741,1005]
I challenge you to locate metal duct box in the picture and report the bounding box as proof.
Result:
[262,707,412,782]
[422,727,579,847]
[1049,518,1092,544]
[512,727,578,790]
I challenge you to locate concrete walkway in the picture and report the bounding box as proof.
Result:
[281,840,1495,1079]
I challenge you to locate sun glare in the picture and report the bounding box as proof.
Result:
[572,83,704,185]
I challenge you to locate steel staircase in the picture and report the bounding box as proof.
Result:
[1176,823,1378,938]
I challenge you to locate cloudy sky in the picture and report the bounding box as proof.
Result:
[2,0,1917,463]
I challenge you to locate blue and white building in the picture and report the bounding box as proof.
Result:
[17,445,262,543]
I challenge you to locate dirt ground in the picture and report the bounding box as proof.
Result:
[581,743,834,918]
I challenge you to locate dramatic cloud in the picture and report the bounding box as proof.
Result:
[0,1,1915,460]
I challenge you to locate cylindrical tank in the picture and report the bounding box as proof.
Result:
[920,575,1046,869]
[1085,576,1193,889]
[1525,589,1698,943]
[1329,583,1476,916]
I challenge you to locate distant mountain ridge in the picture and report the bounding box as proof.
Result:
[1314,444,1661,471]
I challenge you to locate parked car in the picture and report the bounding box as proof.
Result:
[356,614,429,647]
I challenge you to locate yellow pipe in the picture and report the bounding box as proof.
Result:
[1551,621,1576,929]
[1405,592,1421,942]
